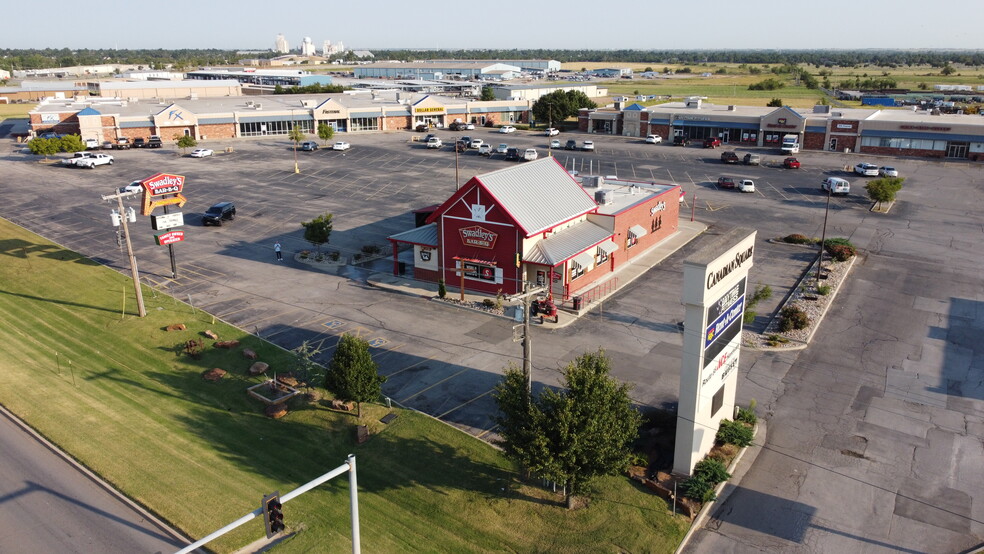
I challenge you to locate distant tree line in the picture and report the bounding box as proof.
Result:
[368,49,984,68]
[4,48,984,72]
[273,83,348,94]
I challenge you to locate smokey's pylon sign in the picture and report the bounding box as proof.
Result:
[154,230,186,245]
[141,173,188,216]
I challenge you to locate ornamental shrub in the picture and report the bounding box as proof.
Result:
[680,474,716,503]
[778,305,809,332]
[438,279,447,299]
[693,458,731,484]
[736,406,758,425]
[783,233,811,244]
[825,244,856,262]
[716,419,754,447]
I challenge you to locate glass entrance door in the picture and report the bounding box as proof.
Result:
[947,143,968,158]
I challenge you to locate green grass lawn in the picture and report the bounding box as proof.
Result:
[0,218,689,553]
[0,103,35,123]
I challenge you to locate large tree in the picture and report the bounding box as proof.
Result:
[531,90,597,128]
[494,349,641,509]
[325,334,387,417]
[301,212,333,254]
[480,85,496,101]
[59,134,85,153]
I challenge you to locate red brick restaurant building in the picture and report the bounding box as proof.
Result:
[388,158,681,300]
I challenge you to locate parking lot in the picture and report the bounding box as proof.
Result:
[5,126,984,550]
[0,129,935,433]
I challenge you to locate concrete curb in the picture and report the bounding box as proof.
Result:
[0,401,194,550]
[744,252,859,352]
[673,419,767,554]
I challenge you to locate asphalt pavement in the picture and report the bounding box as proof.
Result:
[2,129,983,553]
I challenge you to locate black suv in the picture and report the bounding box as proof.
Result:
[203,202,236,226]
[132,138,146,148]
[673,136,690,146]
[564,139,578,150]
[504,147,520,161]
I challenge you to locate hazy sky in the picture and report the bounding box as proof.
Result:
[4,0,982,51]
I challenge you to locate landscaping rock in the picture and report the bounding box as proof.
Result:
[331,399,355,411]
[166,323,186,331]
[248,362,269,376]
[242,348,258,360]
[265,404,288,419]
[202,368,227,382]
[204,330,219,340]
[214,340,240,349]
[276,375,299,387]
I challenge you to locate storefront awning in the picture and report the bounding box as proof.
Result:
[571,251,595,269]
[628,225,647,239]
[597,240,619,255]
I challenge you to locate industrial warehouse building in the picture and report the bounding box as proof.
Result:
[27,91,532,142]
[354,62,523,80]
[581,97,984,161]
[387,158,681,301]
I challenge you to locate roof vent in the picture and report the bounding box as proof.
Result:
[594,189,614,205]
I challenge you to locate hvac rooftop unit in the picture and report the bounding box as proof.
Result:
[254,103,262,110]
[245,100,254,107]
[582,175,602,188]
[595,189,614,205]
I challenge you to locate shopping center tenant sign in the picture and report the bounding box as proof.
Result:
[673,227,756,476]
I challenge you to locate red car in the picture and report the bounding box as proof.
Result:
[703,137,722,148]
[783,157,801,169]
[717,176,736,189]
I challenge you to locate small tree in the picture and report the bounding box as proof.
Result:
[767,98,784,107]
[59,134,86,153]
[494,349,641,509]
[480,85,496,101]
[288,124,306,146]
[301,212,333,254]
[176,135,197,154]
[27,137,60,160]
[291,341,325,391]
[317,122,335,145]
[865,177,904,209]
[325,334,387,417]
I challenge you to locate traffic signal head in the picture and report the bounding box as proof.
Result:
[262,492,285,538]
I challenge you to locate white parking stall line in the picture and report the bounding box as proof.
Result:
[763,181,790,201]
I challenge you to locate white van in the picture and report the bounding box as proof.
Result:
[821,177,851,195]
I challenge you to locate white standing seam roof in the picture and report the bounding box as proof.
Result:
[523,221,613,267]
[475,158,598,236]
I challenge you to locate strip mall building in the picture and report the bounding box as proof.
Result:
[581,97,984,161]
[27,91,531,142]
[388,158,681,301]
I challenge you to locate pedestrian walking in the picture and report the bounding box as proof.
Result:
[274,241,283,261]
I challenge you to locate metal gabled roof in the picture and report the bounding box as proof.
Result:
[475,158,597,236]
[388,223,438,247]
[523,221,612,266]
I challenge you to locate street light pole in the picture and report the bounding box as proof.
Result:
[816,185,832,288]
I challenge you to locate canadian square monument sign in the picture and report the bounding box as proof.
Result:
[674,227,756,475]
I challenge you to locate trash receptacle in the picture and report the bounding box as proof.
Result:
[572,296,583,310]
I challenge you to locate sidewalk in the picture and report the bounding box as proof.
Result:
[366,219,708,328]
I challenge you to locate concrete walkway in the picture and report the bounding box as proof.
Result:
[367,219,708,328]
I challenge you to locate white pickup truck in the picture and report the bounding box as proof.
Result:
[75,153,115,168]
[62,152,94,166]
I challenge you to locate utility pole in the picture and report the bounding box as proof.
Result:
[103,190,146,317]
[508,281,548,401]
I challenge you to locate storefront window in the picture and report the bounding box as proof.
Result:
[350,117,379,132]
[571,261,585,280]
[239,119,312,137]
[597,247,608,263]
